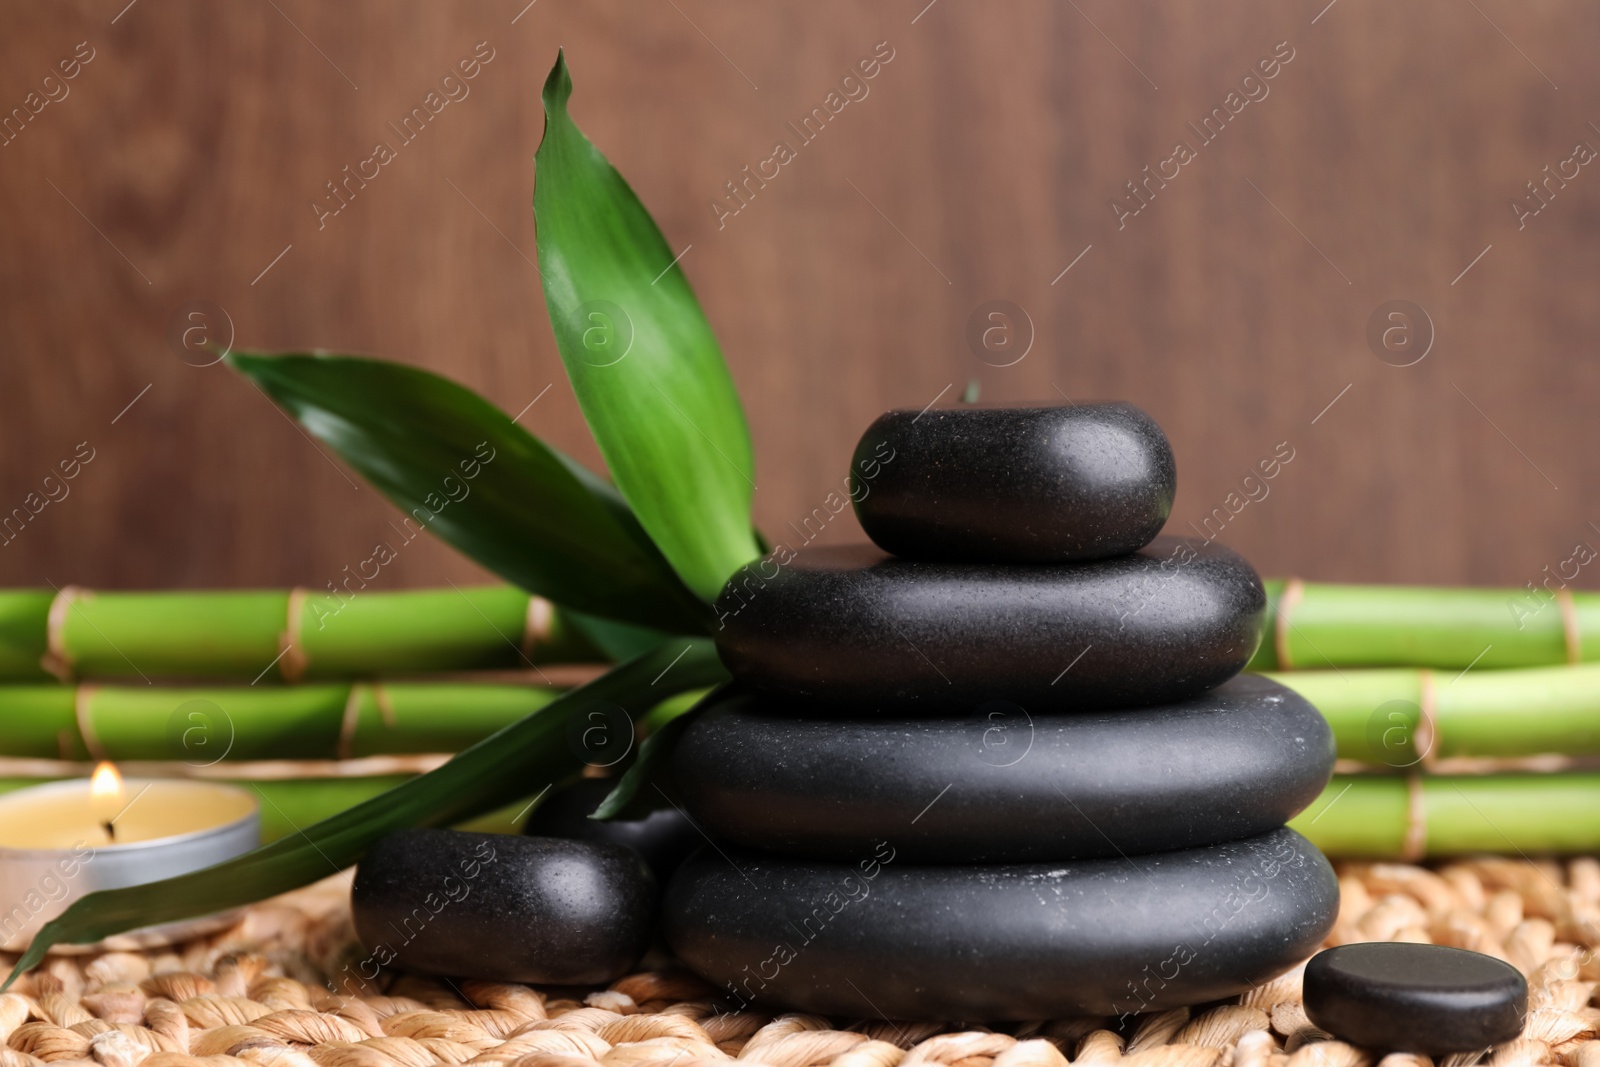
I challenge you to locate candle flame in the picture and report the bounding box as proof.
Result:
[90,761,124,803]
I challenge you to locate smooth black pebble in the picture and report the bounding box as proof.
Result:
[851,404,1176,562]
[715,537,1266,711]
[1303,943,1528,1053]
[664,827,1337,1020]
[352,828,655,985]
[525,778,702,882]
[673,674,1333,862]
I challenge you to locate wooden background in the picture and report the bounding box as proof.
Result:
[0,1,1596,595]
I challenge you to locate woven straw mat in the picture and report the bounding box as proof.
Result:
[2,858,1599,1067]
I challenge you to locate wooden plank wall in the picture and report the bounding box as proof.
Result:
[0,1,1595,596]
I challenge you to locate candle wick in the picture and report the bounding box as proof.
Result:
[101,820,116,843]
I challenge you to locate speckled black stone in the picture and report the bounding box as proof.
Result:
[663,827,1337,1020]
[851,404,1176,562]
[714,537,1266,712]
[672,674,1333,862]
[352,829,655,985]
[1304,943,1528,1053]
[525,779,702,882]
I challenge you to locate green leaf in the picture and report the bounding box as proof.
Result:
[565,611,668,662]
[227,351,709,638]
[4,639,730,984]
[534,50,761,601]
[593,683,726,820]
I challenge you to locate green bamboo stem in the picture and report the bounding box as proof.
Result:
[0,586,603,682]
[5,664,1587,770]
[0,593,52,681]
[9,577,1598,679]
[0,776,526,843]
[1247,579,1600,671]
[0,682,563,760]
[1291,773,1600,857]
[1266,663,1600,765]
[6,769,1595,857]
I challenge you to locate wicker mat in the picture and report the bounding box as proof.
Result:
[2,859,1598,1067]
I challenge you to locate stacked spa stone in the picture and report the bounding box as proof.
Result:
[663,404,1341,1021]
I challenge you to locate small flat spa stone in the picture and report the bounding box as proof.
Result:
[352,828,655,985]
[1304,943,1528,1053]
[715,537,1265,711]
[664,827,1337,1020]
[673,674,1333,862]
[851,404,1176,562]
[525,779,702,881]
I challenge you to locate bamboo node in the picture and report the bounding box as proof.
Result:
[1415,669,1438,772]
[336,685,366,762]
[280,589,310,684]
[1556,588,1583,665]
[42,585,87,682]
[372,684,396,729]
[522,597,553,662]
[74,684,107,762]
[1401,774,1428,862]
[1273,579,1305,670]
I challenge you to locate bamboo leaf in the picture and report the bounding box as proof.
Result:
[3,639,730,984]
[564,612,666,663]
[534,51,761,601]
[227,352,709,637]
[593,684,726,820]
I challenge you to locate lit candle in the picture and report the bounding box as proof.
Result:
[0,764,259,952]
[91,762,121,843]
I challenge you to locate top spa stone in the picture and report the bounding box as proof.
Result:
[851,404,1176,562]
[715,537,1266,712]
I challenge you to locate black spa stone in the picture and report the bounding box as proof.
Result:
[352,828,655,985]
[1303,943,1528,1053]
[663,827,1337,1020]
[851,404,1176,562]
[715,537,1266,712]
[525,778,702,882]
[673,674,1333,862]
